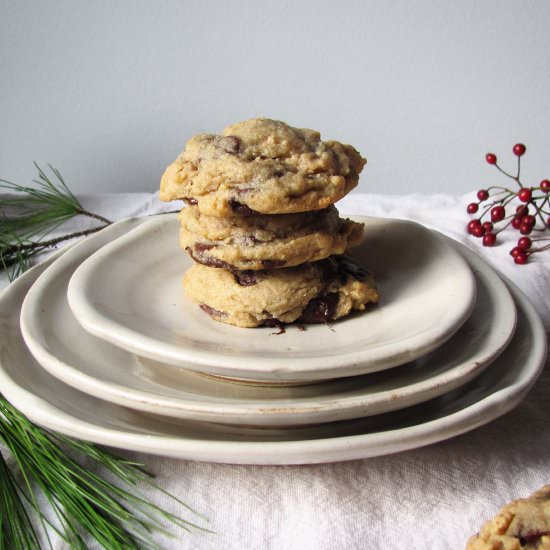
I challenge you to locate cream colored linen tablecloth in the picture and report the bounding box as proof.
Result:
[1,192,548,550]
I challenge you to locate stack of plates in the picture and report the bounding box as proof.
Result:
[0,214,546,465]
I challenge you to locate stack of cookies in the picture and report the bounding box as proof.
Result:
[160,118,379,328]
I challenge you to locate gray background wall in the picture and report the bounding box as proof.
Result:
[1,0,549,196]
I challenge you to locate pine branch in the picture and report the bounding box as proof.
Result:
[1,227,108,267]
[73,208,112,226]
[0,397,209,549]
[0,164,112,279]
[0,164,210,548]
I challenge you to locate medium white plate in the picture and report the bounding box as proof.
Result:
[66,214,477,383]
[21,218,516,426]
[0,246,545,464]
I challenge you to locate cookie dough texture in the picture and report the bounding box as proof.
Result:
[179,205,364,270]
[467,485,550,550]
[160,118,366,217]
[183,256,379,328]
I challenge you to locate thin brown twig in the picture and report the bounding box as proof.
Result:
[74,208,112,225]
[494,163,520,185]
[2,225,109,259]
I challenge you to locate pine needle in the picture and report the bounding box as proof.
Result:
[0,397,209,549]
[0,450,41,550]
[0,164,111,279]
[0,164,210,547]
[0,229,49,282]
[1,162,86,235]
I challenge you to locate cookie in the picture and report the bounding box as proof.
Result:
[179,205,364,270]
[183,255,379,328]
[160,118,366,217]
[467,485,550,550]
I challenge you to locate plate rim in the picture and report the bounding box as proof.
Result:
[0,229,546,464]
[65,214,478,381]
[20,220,516,426]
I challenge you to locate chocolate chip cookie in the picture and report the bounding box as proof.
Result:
[160,118,366,217]
[179,205,364,270]
[467,485,550,549]
[183,255,379,328]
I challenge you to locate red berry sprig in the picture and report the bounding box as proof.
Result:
[466,143,550,263]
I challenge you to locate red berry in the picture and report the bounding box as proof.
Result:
[513,143,526,156]
[518,188,532,202]
[491,206,506,222]
[514,251,528,264]
[520,224,533,235]
[467,202,479,214]
[477,189,489,201]
[521,215,535,227]
[516,205,529,216]
[472,225,484,238]
[467,219,481,234]
[486,153,497,164]
[482,221,494,234]
[511,216,522,229]
[540,179,550,192]
[518,237,532,250]
[483,233,496,246]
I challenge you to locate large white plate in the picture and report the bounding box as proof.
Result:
[66,214,477,383]
[21,218,516,426]
[1,243,545,465]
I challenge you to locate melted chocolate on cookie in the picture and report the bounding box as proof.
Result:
[229,200,259,216]
[299,293,339,323]
[200,304,227,318]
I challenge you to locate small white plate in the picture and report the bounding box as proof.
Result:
[21,218,516,426]
[0,246,545,464]
[67,215,477,383]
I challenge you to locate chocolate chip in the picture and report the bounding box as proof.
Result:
[194,243,216,253]
[335,255,369,282]
[261,259,286,269]
[185,246,231,269]
[319,257,340,282]
[234,187,256,195]
[184,197,198,205]
[261,317,286,334]
[233,270,260,286]
[218,135,240,154]
[519,531,550,545]
[229,200,259,216]
[185,246,199,261]
[299,293,339,323]
[200,304,226,318]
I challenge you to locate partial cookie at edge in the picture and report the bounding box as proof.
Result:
[467,485,550,550]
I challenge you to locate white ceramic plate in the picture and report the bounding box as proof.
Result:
[66,215,477,383]
[0,246,545,464]
[21,218,516,426]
